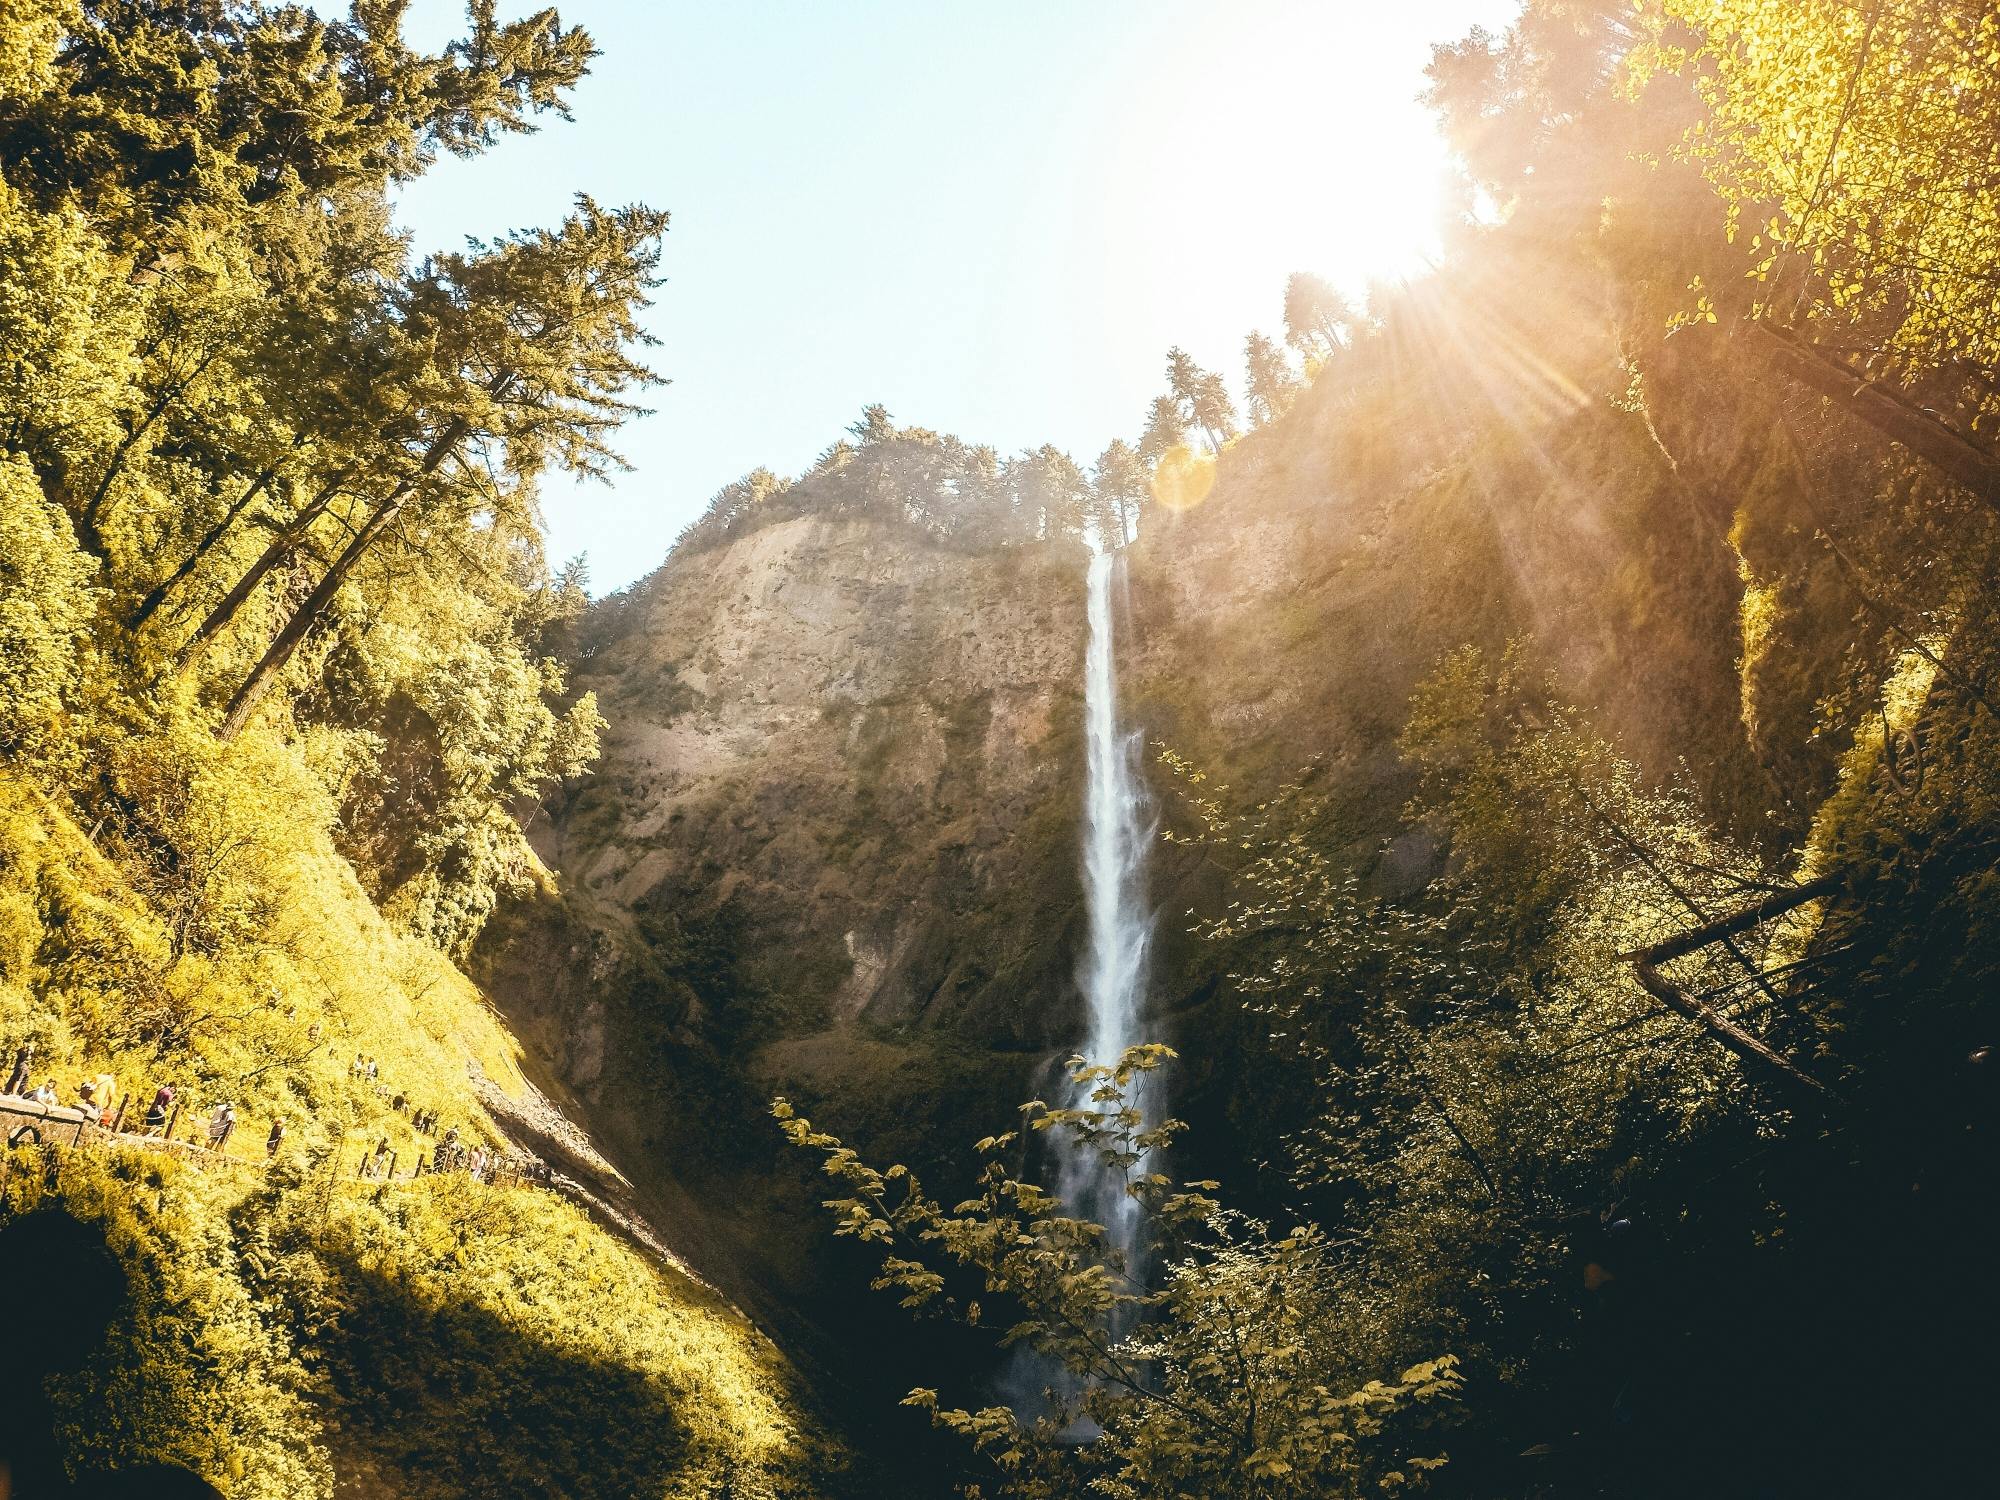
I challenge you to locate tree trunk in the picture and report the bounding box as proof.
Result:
[128,464,280,631]
[214,495,404,740]
[214,414,475,740]
[76,349,224,555]
[1631,958,1834,1110]
[1624,873,1845,1110]
[1749,320,2000,508]
[175,476,343,671]
[1625,872,1844,966]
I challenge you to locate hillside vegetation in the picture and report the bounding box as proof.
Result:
[0,2,832,1494]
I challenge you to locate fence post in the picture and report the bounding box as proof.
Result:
[110,1097,127,1134]
[164,1097,182,1143]
[386,1150,398,1182]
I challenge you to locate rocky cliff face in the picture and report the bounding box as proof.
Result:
[547,512,1092,1046]
[473,304,1866,1470]
[474,513,1100,1465]
[484,312,1821,1192]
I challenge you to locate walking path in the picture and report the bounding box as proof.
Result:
[0,1078,709,1301]
[0,1091,540,1192]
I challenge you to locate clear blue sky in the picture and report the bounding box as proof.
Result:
[396,0,1519,593]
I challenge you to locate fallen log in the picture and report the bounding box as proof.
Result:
[1624,873,1845,1109]
[1748,321,2000,510]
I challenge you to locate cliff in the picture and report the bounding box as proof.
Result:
[549,513,1092,1047]
[474,282,1895,1478]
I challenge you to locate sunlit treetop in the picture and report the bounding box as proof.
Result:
[1641,0,2000,374]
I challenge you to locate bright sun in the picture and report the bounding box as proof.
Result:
[1087,3,1485,326]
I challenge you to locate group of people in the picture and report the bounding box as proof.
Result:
[133,1085,277,1155]
[350,1055,456,1168]
[356,1125,519,1184]
[2,1048,289,1163]
[419,1128,503,1182]
[5,1045,122,1123]
[5,1038,540,1189]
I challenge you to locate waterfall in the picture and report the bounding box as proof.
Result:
[1058,549,1156,1260]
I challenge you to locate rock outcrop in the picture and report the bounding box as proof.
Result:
[546,512,1092,1046]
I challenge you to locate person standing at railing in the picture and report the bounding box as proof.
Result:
[143,1084,174,1136]
[4,1042,33,1097]
[266,1119,286,1158]
[206,1102,236,1152]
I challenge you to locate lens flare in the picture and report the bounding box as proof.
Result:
[1149,445,1216,512]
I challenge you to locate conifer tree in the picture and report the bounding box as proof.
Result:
[1013,445,1091,544]
[1164,347,1234,453]
[215,197,666,740]
[1091,439,1147,546]
[1244,330,1299,426]
[1191,369,1239,452]
[1137,394,1190,469]
[1282,272,1354,357]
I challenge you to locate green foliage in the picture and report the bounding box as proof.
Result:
[0,1,829,1491]
[0,0,631,926]
[0,1138,823,1500]
[674,406,1117,555]
[1156,643,1823,1393]
[777,1048,1459,1500]
[0,455,98,763]
[16,1150,331,1500]
[1645,0,2000,378]
[292,1169,819,1499]
[0,761,827,1492]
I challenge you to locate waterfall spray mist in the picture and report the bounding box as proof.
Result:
[1058,549,1158,1261]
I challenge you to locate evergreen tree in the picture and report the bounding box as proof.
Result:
[1091,439,1147,546]
[1137,394,1190,469]
[952,442,1020,547]
[1164,347,1234,452]
[1192,369,1239,451]
[1244,330,1299,426]
[1282,271,1354,357]
[848,403,896,445]
[1164,345,1203,419]
[1013,445,1091,543]
[214,198,667,740]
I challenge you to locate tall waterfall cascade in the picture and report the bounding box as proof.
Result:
[1058,549,1157,1258]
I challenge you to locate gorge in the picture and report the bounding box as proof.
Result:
[2,1,1998,1495]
